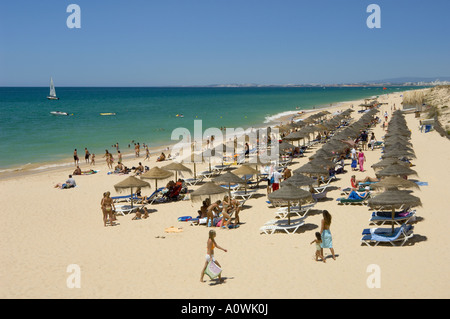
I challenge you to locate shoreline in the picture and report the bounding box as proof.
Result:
[0,90,408,181]
[1,87,449,299]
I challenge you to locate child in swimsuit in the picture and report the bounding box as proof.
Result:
[310,232,326,263]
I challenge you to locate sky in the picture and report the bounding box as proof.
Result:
[0,0,449,86]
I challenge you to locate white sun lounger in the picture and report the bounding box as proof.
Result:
[114,204,141,216]
[274,205,313,219]
[259,218,305,235]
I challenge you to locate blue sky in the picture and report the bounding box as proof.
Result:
[1,0,449,86]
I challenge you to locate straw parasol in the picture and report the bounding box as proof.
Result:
[212,171,246,199]
[189,181,228,203]
[140,166,174,189]
[371,158,410,170]
[281,173,316,188]
[268,184,313,225]
[162,162,192,181]
[278,140,297,153]
[294,161,328,177]
[372,176,420,191]
[232,165,259,194]
[381,149,416,159]
[375,163,418,178]
[368,187,422,233]
[114,176,151,208]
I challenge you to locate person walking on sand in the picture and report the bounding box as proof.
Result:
[310,232,326,263]
[200,230,227,283]
[101,191,116,227]
[144,147,150,161]
[73,149,79,166]
[320,210,336,260]
[90,153,95,166]
[358,148,366,172]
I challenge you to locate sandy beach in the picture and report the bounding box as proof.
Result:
[1,90,449,299]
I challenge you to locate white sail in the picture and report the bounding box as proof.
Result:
[49,77,56,97]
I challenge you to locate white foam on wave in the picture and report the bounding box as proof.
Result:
[31,162,72,171]
[263,110,304,124]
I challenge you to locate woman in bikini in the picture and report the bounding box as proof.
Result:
[221,196,233,228]
[200,230,227,283]
[101,191,116,227]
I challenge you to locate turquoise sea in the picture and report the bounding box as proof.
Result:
[0,86,420,171]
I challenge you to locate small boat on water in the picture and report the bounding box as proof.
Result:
[50,111,69,116]
[100,113,116,116]
[176,114,184,118]
[47,77,59,100]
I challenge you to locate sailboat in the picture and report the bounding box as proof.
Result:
[47,77,59,100]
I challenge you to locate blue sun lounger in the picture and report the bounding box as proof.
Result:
[369,210,416,226]
[361,224,414,246]
[129,187,165,204]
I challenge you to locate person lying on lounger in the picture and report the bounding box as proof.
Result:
[350,175,379,189]
[346,186,370,200]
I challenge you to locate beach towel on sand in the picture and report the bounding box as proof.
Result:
[164,226,183,233]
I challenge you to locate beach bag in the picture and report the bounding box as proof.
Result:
[204,260,222,279]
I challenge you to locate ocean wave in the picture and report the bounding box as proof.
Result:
[264,110,306,123]
[30,162,72,171]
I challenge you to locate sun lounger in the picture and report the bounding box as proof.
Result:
[260,218,305,235]
[130,187,165,204]
[220,184,240,192]
[341,187,369,195]
[312,189,328,202]
[274,204,313,219]
[184,177,203,186]
[112,194,133,203]
[361,224,414,246]
[369,210,416,226]
[337,192,370,205]
[114,204,141,216]
[231,190,257,201]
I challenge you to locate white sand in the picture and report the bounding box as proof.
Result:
[1,91,449,299]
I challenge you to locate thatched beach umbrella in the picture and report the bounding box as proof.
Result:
[294,161,328,176]
[279,140,297,153]
[368,187,422,233]
[162,162,192,181]
[375,163,418,178]
[382,148,416,159]
[281,173,316,188]
[232,165,259,194]
[371,158,410,170]
[212,171,246,199]
[190,181,228,203]
[268,184,313,225]
[372,176,420,191]
[114,176,151,208]
[140,166,174,189]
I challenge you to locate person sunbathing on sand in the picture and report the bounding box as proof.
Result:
[156,152,166,162]
[54,175,76,189]
[73,166,82,175]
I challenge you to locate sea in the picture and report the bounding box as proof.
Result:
[0,86,421,172]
